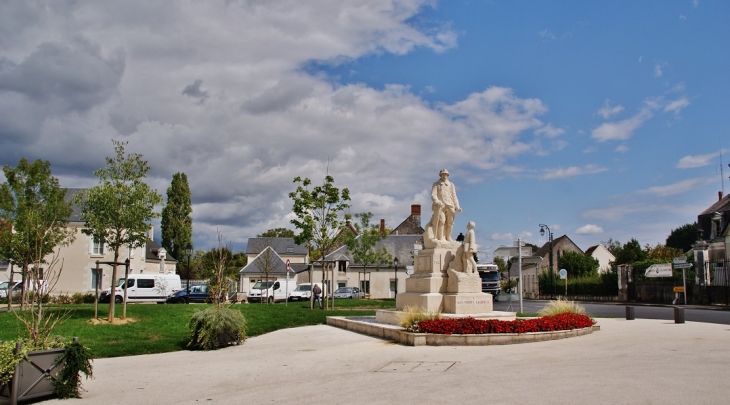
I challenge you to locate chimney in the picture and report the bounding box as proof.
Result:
[380,219,385,234]
[148,224,154,241]
[411,204,421,227]
[720,191,724,201]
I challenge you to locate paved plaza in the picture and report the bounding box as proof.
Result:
[29,317,730,405]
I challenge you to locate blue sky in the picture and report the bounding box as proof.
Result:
[0,0,727,258]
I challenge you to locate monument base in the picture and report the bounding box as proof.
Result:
[443,292,493,314]
[395,292,444,313]
[375,307,514,326]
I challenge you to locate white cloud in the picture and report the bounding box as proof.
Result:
[654,63,665,77]
[664,97,690,114]
[575,224,604,235]
[591,110,651,142]
[597,100,624,119]
[538,29,556,40]
[637,178,711,197]
[491,233,514,241]
[541,164,608,180]
[615,145,629,153]
[676,151,722,168]
[0,1,563,249]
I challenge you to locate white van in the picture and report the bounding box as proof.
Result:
[288,282,326,301]
[100,273,182,303]
[248,279,297,303]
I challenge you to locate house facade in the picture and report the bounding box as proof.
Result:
[585,244,616,274]
[238,237,309,295]
[1,188,177,295]
[519,235,584,299]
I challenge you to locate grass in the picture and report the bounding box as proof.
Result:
[0,299,392,358]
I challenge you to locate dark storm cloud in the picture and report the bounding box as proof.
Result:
[0,41,126,113]
[182,79,209,103]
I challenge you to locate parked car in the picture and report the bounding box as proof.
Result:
[332,287,362,299]
[100,273,182,303]
[166,284,211,304]
[0,281,21,298]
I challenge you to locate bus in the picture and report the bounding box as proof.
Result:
[476,263,501,299]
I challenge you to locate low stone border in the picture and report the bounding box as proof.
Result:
[327,316,599,347]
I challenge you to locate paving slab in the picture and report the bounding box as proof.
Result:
[26,318,730,405]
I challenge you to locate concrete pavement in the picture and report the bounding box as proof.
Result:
[28,317,730,405]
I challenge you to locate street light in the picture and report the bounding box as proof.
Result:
[185,243,193,294]
[539,224,554,299]
[393,257,399,297]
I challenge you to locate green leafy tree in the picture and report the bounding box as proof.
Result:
[0,158,75,342]
[665,222,698,253]
[558,251,599,277]
[257,228,295,238]
[344,213,392,297]
[161,172,192,263]
[289,175,351,261]
[614,238,647,266]
[602,238,622,257]
[646,243,682,261]
[492,256,507,273]
[74,140,162,323]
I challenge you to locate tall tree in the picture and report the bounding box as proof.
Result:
[75,140,162,323]
[614,238,647,266]
[257,228,295,238]
[344,213,392,297]
[161,172,193,262]
[558,251,599,277]
[665,222,698,253]
[289,175,351,261]
[0,159,74,332]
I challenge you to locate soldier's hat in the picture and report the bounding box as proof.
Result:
[439,169,449,176]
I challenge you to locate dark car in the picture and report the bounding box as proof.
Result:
[332,286,362,299]
[166,284,210,304]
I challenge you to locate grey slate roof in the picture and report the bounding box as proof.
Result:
[700,194,730,216]
[146,239,178,263]
[64,188,85,222]
[240,246,309,275]
[325,234,422,268]
[245,238,307,256]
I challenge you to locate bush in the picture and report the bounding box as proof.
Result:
[417,313,595,335]
[188,306,246,350]
[397,305,440,332]
[538,298,586,316]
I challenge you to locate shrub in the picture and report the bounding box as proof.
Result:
[397,305,440,332]
[538,298,586,316]
[53,340,94,399]
[417,313,595,335]
[188,306,246,350]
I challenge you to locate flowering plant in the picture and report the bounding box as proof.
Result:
[416,313,595,335]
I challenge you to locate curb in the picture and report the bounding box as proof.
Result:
[327,316,598,347]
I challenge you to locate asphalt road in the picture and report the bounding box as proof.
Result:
[493,298,730,325]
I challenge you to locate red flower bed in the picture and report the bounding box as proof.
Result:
[416,313,595,335]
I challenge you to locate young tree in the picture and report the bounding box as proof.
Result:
[75,140,162,323]
[161,172,192,263]
[257,228,295,238]
[558,251,599,277]
[665,222,698,253]
[0,158,75,343]
[344,213,392,297]
[289,175,351,261]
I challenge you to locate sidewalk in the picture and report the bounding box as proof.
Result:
[31,318,730,405]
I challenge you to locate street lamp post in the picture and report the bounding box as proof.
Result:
[185,243,193,294]
[393,257,399,297]
[539,224,554,299]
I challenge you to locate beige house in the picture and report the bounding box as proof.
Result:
[238,238,309,295]
[1,189,176,295]
[519,235,584,299]
[585,244,616,274]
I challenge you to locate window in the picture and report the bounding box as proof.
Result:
[286,246,294,253]
[138,279,155,289]
[91,269,102,289]
[91,236,104,255]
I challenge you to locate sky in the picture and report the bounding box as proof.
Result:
[1,0,728,260]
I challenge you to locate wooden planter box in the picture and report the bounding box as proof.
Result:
[0,345,65,405]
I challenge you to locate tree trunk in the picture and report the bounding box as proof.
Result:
[108,250,119,323]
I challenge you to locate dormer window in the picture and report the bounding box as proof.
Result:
[712,212,722,239]
[286,246,294,253]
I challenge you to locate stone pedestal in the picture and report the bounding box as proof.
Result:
[395,247,456,312]
[443,292,493,314]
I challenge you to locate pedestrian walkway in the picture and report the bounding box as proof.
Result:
[31,318,730,405]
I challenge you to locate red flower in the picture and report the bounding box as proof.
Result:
[416,313,595,335]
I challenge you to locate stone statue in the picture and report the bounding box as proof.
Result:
[461,222,477,273]
[429,169,461,242]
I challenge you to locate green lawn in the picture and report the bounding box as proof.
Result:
[0,299,394,358]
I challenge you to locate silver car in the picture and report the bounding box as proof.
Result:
[332,287,362,299]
